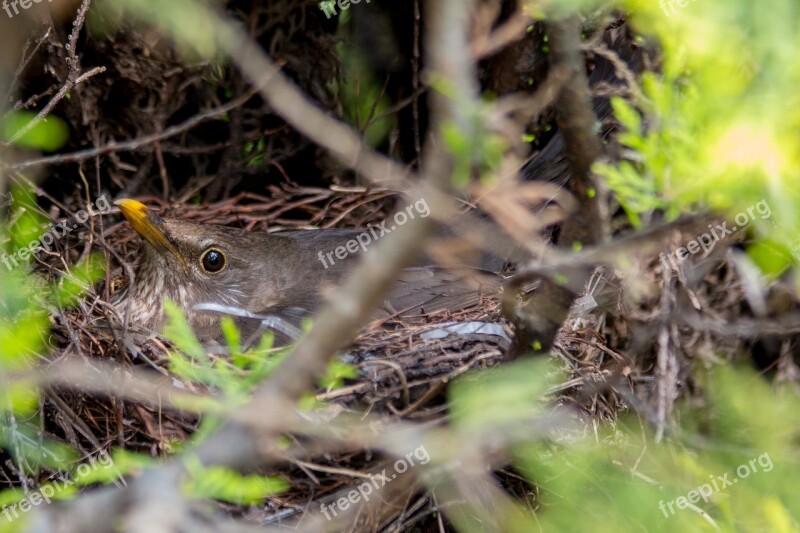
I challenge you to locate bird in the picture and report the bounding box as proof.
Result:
[111,199,505,346]
[108,27,642,350]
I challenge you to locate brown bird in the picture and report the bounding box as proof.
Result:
[112,199,505,346]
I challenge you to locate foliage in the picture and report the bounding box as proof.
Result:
[1,112,68,152]
[160,300,357,503]
[586,0,800,275]
[182,455,288,505]
[0,193,104,531]
[447,360,800,531]
[333,42,394,149]
[162,300,287,402]
[2,0,800,530]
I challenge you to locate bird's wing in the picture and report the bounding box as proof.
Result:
[379,266,503,320]
[200,265,503,350]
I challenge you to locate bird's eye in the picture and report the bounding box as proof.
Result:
[200,248,227,273]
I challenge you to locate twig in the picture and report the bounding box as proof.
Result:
[3,26,52,106]
[508,16,608,353]
[548,15,605,246]
[471,6,533,59]
[8,90,257,170]
[584,41,644,103]
[4,0,100,146]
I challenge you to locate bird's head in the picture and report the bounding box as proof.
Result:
[113,199,290,335]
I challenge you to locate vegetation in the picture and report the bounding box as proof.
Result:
[0,0,798,531]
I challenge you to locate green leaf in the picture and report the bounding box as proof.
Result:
[182,455,288,504]
[320,360,358,391]
[163,300,206,360]
[72,452,119,486]
[220,317,242,362]
[1,111,69,151]
[449,358,558,433]
[49,255,106,308]
[0,421,76,471]
[611,96,641,134]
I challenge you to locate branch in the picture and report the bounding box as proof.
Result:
[3,0,102,147]
[548,15,605,247]
[8,89,257,170]
[508,15,608,353]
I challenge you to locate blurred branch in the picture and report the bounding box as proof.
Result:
[471,5,533,59]
[24,358,213,413]
[508,15,607,354]
[213,18,416,190]
[548,15,604,246]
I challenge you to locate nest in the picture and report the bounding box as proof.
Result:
[4,182,791,530]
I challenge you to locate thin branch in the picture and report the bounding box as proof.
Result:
[7,90,257,170]
[3,26,52,105]
[548,15,605,246]
[471,7,533,59]
[508,16,608,353]
[4,0,99,146]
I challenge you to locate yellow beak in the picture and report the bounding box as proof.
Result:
[115,199,187,267]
